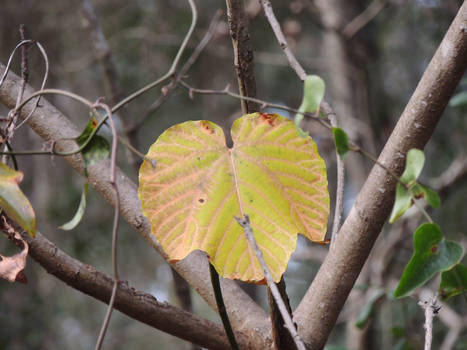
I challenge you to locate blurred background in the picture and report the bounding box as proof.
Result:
[0,0,466,349]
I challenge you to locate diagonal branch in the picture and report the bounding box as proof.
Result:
[16,229,246,350]
[0,62,272,349]
[294,3,467,348]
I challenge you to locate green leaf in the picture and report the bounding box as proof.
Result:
[138,113,330,283]
[439,263,467,300]
[394,223,463,298]
[76,117,110,176]
[449,91,467,107]
[389,183,412,223]
[59,182,89,231]
[355,289,385,329]
[294,75,325,137]
[400,149,425,185]
[332,127,350,159]
[392,339,413,350]
[0,163,36,237]
[411,183,440,209]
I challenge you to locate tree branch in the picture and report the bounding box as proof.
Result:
[294,3,467,348]
[16,230,246,350]
[0,62,272,349]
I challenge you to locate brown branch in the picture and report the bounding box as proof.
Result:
[225,0,258,113]
[342,0,389,38]
[294,3,467,348]
[0,62,272,349]
[80,0,138,170]
[15,230,245,350]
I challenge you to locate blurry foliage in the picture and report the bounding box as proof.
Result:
[0,0,466,349]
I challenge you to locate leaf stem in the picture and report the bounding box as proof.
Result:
[208,263,239,350]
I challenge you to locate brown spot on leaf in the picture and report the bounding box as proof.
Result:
[198,198,205,203]
[91,118,98,128]
[259,113,277,126]
[200,121,214,134]
[431,245,438,254]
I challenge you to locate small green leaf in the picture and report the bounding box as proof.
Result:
[400,149,425,185]
[411,183,440,209]
[59,182,89,231]
[0,163,36,237]
[389,183,412,223]
[392,339,413,350]
[294,75,325,137]
[76,117,110,176]
[332,127,350,159]
[394,223,463,298]
[355,289,385,329]
[439,263,467,300]
[449,91,467,107]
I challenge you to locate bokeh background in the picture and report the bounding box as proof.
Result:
[0,0,466,349]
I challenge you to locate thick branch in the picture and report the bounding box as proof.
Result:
[0,63,272,349]
[19,230,245,350]
[294,3,467,348]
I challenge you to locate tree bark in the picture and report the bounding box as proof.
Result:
[294,3,467,348]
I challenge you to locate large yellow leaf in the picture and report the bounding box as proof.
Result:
[138,113,329,282]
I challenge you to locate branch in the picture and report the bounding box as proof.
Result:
[0,62,272,349]
[419,296,441,350]
[225,0,258,113]
[342,0,388,38]
[235,215,306,350]
[294,3,467,348]
[15,230,246,350]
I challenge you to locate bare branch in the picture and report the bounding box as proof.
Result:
[0,62,272,349]
[342,0,389,38]
[294,3,467,347]
[418,296,441,350]
[236,215,306,350]
[226,0,258,113]
[12,229,246,350]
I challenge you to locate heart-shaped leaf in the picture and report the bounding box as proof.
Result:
[400,149,425,185]
[439,263,467,300]
[76,117,110,176]
[139,113,329,283]
[389,183,412,223]
[332,127,350,159]
[295,75,325,137]
[0,163,36,237]
[394,223,463,298]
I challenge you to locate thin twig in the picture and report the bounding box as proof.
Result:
[235,215,306,350]
[260,0,306,80]
[2,31,29,162]
[342,0,388,38]
[209,263,239,350]
[418,296,441,350]
[111,0,197,113]
[127,9,222,133]
[92,102,120,350]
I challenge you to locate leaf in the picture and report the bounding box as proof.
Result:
[389,183,412,223]
[0,217,29,283]
[59,182,89,230]
[439,263,467,300]
[332,127,350,159]
[138,113,330,283]
[411,183,440,209]
[394,223,463,298]
[76,117,110,176]
[355,289,385,329]
[400,149,425,185]
[0,163,36,237]
[294,75,325,137]
[449,91,467,107]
